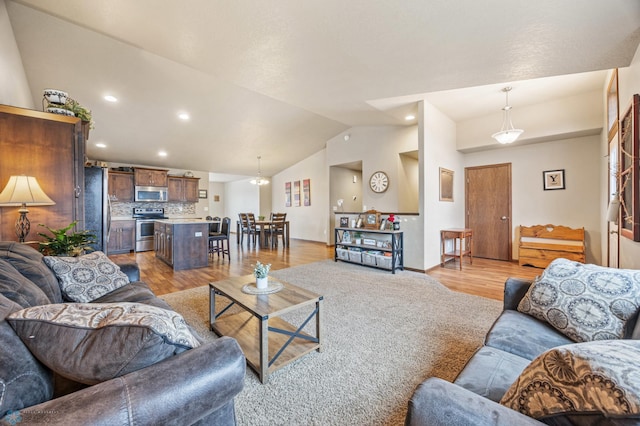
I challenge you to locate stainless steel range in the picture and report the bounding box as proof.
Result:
[133,207,168,252]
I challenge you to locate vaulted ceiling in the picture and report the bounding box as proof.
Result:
[6,0,640,179]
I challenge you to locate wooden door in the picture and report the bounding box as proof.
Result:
[465,163,512,260]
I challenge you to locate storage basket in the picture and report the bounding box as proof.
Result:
[336,247,350,261]
[375,254,393,269]
[362,251,379,266]
[348,250,363,263]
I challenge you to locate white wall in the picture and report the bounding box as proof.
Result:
[224,179,260,226]
[0,0,32,108]
[465,135,602,264]
[421,100,464,269]
[614,43,640,269]
[208,181,225,218]
[271,149,328,242]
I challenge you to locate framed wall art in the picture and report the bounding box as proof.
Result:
[198,189,208,199]
[439,167,454,201]
[543,169,565,190]
[303,178,311,206]
[293,181,301,207]
[620,94,639,241]
[285,182,291,207]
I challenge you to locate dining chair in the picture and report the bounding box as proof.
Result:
[270,212,287,248]
[209,217,231,261]
[238,213,249,245]
[246,213,259,246]
[208,217,222,257]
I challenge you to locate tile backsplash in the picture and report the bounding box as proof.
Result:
[112,202,196,217]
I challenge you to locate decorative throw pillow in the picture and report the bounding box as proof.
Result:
[43,251,130,303]
[0,258,50,308]
[0,294,53,415]
[517,258,640,342]
[7,302,201,385]
[500,340,640,420]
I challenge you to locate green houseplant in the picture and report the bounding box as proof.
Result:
[37,221,97,257]
[253,261,271,289]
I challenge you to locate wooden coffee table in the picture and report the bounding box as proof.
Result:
[209,275,323,383]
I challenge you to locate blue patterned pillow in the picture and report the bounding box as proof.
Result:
[43,251,130,302]
[518,258,640,342]
[501,340,640,419]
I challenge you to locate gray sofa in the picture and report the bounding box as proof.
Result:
[0,242,245,425]
[406,276,640,426]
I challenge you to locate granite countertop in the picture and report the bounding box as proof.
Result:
[111,216,134,221]
[155,218,211,224]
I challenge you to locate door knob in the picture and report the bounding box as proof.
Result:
[501,216,509,221]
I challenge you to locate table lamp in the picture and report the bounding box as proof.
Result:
[0,176,56,242]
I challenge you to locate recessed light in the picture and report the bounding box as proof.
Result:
[158,151,168,157]
[95,143,107,148]
[178,112,190,120]
[104,95,118,102]
[405,115,415,121]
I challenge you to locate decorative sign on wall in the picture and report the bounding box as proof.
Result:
[293,181,301,207]
[285,182,291,207]
[303,179,311,206]
[542,169,565,190]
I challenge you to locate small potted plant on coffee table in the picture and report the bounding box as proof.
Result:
[254,261,271,289]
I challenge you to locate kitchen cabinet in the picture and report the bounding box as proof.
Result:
[155,221,173,266]
[107,220,135,254]
[108,171,134,202]
[0,105,85,241]
[334,228,403,273]
[134,168,168,187]
[155,220,208,270]
[168,176,200,202]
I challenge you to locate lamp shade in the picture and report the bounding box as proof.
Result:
[0,176,56,206]
[492,129,524,144]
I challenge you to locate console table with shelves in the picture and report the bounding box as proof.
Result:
[334,227,403,273]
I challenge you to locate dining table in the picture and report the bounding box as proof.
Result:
[236,219,290,248]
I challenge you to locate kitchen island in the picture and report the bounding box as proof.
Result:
[154,219,210,270]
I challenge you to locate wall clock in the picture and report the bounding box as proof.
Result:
[369,171,389,193]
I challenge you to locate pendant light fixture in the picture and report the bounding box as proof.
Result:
[492,86,524,144]
[250,156,269,185]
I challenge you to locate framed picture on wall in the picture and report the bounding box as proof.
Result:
[293,181,301,207]
[439,167,454,201]
[543,169,565,190]
[198,189,208,199]
[303,179,311,206]
[285,182,291,207]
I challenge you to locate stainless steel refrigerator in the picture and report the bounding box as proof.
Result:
[84,166,111,253]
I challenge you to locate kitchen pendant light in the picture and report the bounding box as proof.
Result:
[250,156,269,185]
[492,87,523,144]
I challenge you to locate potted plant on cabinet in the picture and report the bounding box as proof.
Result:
[37,221,97,257]
[354,232,362,245]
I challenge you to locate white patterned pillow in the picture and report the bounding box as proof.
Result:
[501,340,640,420]
[518,258,640,342]
[43,251,130,302]
[7,302,201,385]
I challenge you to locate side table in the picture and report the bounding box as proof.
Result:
[440,228,473,270]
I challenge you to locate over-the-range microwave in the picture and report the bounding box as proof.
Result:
[134,186,168,202]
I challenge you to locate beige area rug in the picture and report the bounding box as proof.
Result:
[161,260,502,426]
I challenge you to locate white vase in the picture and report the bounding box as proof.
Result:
[256,277,268,289]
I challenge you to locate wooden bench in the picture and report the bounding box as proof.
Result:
[518,224,585,268]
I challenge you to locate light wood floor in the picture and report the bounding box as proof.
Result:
[109,236,542,301]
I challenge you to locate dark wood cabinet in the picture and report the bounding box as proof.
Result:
[155,221,207,270]
[168,176,200,202]
[134,168,168,187]
[107,220,135,254]
[108,171,134,202]
[0,105,85,242]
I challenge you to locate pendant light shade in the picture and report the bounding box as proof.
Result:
[492,87,523,144]
[250,156,269,185]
